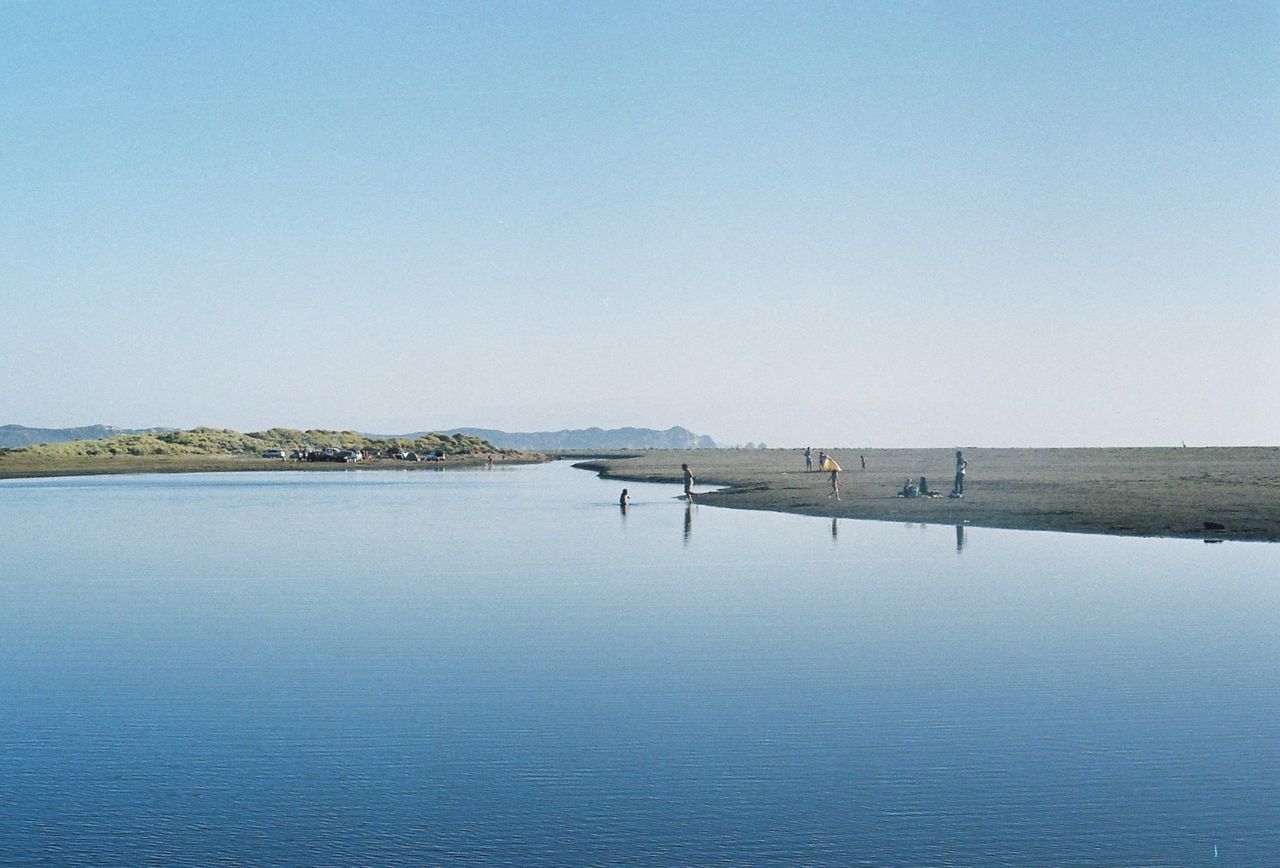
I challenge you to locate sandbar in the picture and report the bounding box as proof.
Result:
[573,447,1280,542]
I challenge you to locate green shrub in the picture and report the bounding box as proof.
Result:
[17,426,499,460]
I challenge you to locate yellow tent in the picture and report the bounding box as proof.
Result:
[821,457,842,472]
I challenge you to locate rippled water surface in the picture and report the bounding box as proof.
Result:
[2,462,1277,864]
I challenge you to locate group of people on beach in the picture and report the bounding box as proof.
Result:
[895,454,967,499]
[801,448,843,499]
[623,449,969,511]
[803,448,968,502]
[801,447,848,500]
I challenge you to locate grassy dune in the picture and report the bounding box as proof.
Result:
[0,427,536,479]
[8,426,495,458]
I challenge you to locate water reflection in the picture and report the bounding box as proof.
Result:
[2,463,1277,866]
[831,517,839,542]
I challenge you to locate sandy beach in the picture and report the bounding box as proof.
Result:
[574,447,1280,542]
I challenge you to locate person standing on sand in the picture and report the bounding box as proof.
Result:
[860,454,866,470]
[682,463,695,502]
[823,455,842,499]
[953,450,968,497]
[804,446,813,471]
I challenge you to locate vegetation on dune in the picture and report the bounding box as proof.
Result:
[5,427,503,460]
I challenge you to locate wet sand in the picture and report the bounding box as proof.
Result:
[574,447,1280,542]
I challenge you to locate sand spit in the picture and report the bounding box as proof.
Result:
[573,447,1280,542]
[0,452,548,480]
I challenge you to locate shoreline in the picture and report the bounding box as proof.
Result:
[5,447,1277,543]
[0,452,549,481]
[572,447,1280,543]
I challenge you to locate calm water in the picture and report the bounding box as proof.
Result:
[1,462,1277,865]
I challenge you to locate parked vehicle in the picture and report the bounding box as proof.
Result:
[261,449,287,459]
[426,450,446,462]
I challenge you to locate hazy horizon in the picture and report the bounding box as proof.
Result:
[3,2,1276,448]
[3,418,1275,451]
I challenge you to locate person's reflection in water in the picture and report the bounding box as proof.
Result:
[955,524,966,554]
[683,502,693,546]
[831,517,839,542]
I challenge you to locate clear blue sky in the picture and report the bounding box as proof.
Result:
[3,1,1276,446]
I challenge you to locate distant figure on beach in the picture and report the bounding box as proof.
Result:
[619,488,630,509]
[860,454,866,470]
[952,451,968,497]
[682,463,695,502]
[824,455,842,499]
[486,454,494,468]
[804,446,813,471]
[817,451,828,471]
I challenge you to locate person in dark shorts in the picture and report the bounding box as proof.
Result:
[952,451,968,497]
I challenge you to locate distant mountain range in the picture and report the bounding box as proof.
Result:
[443,426,716,450]
[0,424,175,449]
[2,424,717,451]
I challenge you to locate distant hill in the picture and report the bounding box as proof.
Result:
[441,426,716,451]
[2,423,717,452]
[6,427,498,459]
[0,424,175,448]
